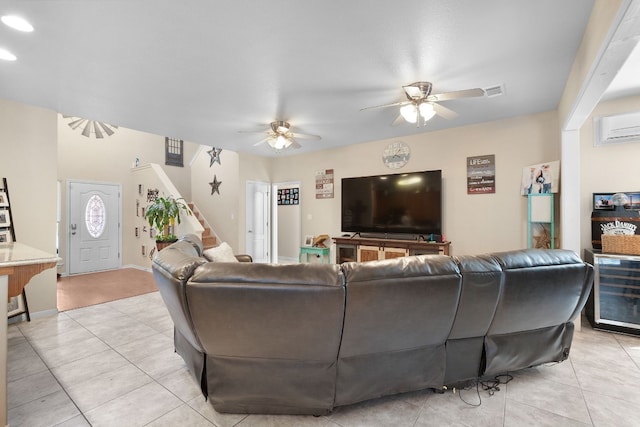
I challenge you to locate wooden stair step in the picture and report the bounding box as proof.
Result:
[202,235,217,248]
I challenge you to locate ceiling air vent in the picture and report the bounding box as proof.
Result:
[594,111,640,146]
[484,84,505,98]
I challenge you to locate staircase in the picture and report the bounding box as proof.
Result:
[188,203,218,250]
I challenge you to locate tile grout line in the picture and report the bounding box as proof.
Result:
[13,319,92,426]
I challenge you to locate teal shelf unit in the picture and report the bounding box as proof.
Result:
[527,193,555,249]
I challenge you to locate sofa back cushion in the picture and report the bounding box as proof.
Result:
[186,262,346,414]
[449,255,503,339]
[340,255,462,353]
[336,255,462,405]
[187,262,345,361]
[487,249,593,335]
[483,249,594,376]
[443,255,503,384]
[152,239,207,352]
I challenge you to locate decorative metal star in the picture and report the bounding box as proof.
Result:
[209,175,222,195]
[533,225,552,249]
[207,147,222,166]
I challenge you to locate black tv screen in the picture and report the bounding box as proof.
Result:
[341,170,442,236]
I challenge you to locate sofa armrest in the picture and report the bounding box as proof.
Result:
[235,254,253,263]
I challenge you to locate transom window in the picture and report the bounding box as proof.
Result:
[165,137,184,167]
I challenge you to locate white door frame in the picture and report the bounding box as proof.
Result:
[67,180,122,274]
[245,180,271,263]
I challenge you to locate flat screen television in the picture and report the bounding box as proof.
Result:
[341,170,442,236]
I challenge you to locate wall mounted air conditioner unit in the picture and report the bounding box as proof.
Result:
[594,111,640,146]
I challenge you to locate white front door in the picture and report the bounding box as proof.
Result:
[245,181,270,263]
[68,181,121,274]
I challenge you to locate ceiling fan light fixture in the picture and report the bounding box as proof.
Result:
[419,102,436,121]
[271,120,290,134]
[270,134,291,150]
[400,104,418,123]
[1,15,34,32]
[0,48,17,61]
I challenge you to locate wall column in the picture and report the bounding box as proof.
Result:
[560,129,581,254]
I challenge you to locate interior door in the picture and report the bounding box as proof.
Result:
[245,181,270,263]
[68,181,121,274]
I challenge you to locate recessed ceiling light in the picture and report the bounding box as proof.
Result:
[1,15,34,32]
[0,48,17,61]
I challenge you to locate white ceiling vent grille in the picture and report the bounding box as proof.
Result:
[594,111,640,146]
[484,84,505,98]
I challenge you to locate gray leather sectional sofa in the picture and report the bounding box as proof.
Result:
[152,235,593,415]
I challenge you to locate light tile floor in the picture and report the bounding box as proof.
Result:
[7,292,640,427]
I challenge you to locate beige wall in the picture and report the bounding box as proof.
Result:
[580,95,640,251]
[187,111,562,257]
[0,99,58,314]
[57,117,198,273]
[190,146,241,251]
[266,110,561,256]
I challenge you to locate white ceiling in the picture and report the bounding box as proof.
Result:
[1,0,636,157]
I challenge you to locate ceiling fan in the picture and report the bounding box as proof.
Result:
[361,81,486,127]
[240,120,321,150]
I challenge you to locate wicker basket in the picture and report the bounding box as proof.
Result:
[601,234,640,255]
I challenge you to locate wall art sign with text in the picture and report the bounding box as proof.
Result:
[316,169,334,199]
[467,155,495,194]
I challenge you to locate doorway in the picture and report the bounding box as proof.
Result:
[244,180,302,264]
[245,181,271,263]
[273,181,301,264]
[67,181,121,274]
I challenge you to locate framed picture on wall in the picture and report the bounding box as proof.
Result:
[521,160,560,195]
[304,235,313,246]
[0,230,11,243]
[0,210,10,227]
[7,294,25,318]
[628,192,640,210]
[593,193,615,210]
[0,190,8,207]
[592,192,640,210]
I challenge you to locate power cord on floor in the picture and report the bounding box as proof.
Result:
[454,373,514,407]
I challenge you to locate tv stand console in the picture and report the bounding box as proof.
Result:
[333,237,451,263]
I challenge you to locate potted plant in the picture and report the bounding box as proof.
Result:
[144,195,191,250]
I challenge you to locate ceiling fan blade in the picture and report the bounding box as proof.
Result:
[252,136,270,146]
[239,129,270,135]
[433,103,458,120]
[427,88,485,102]
[391,113,406,127]
[288,138,302,149]
[291,132,321,140]
[360,100,411,111]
